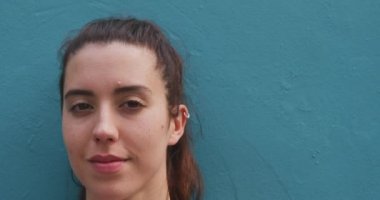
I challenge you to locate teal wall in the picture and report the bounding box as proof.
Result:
[1,1,379,199]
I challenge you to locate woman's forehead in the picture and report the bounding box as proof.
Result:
[63,42,165,95]
[68,42,157,67]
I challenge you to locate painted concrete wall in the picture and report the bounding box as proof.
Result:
[0,1,379,199]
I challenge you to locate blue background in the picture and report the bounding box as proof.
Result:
[0,1,379,199]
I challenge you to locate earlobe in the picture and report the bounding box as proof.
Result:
[168,104,189,145]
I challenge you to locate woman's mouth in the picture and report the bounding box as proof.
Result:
[88,154,129,173]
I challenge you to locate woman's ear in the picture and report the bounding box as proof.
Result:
[168,104,189,145]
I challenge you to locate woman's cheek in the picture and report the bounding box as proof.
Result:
[63,123,86,156]
[123,119,165,157]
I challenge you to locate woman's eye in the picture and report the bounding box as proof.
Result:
[70,103,93,112]
[121,100,144,110]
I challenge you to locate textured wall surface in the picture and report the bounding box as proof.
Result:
[0,1,379,199]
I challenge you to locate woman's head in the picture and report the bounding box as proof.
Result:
[60,18,202,200]
[60,18,183,116]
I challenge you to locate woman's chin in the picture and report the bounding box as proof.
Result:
[86,185,131,200]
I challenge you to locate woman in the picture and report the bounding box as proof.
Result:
[59,17,203,200]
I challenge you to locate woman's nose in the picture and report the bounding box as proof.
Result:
[92,107,119,143]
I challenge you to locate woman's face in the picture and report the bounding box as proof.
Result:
[62,42,186,199]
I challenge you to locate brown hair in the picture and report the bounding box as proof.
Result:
[59,17,203,200]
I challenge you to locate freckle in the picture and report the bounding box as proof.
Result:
[161,125,164,130]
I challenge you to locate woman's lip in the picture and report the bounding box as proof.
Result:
[88,154,129,173]
[88,154,127,163]
[90,161,124,173]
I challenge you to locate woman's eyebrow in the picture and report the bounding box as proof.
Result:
[64,89,94,99]
[64,85,152,99]
[114,85,152,95]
